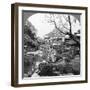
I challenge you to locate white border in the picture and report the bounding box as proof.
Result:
[18,6,86,84]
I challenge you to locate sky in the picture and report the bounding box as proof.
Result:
[28,13,81,38]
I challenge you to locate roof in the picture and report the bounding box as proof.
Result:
[45,29,65,39]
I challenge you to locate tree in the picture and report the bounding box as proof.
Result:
[24,21,39,76]
[24,21,39,52]
[45,14,80,48]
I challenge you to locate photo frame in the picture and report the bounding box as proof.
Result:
[11,3,88,87]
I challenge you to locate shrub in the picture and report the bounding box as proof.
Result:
[38,63,52,76]
[63,64,73,74]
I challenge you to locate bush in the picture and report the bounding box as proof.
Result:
[38,63,59,76]
[55,64,64,74]
[63,64,73,74]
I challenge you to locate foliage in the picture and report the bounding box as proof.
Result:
[46,14,80,47]
[24,21,39,75]
[24,15,80,77]
[24,22,39,52]
[37,40,80,76]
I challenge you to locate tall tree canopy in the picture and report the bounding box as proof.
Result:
[45,14,81,47]
[24,21,39,52]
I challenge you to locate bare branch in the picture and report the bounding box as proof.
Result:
[60,18,70,30]
[52,20,67,35]
[46,14,80,47]
[48,14,68,35]
[68,15,72,34]
[63,15,69,22]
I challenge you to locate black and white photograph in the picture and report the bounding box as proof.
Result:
[23,12,81,78]
[11,3,87,86]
